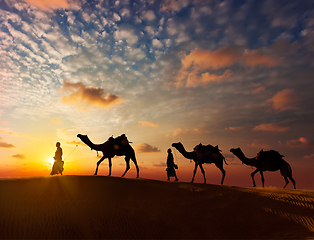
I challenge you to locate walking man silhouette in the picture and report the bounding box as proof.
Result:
[50,142,64,175]
[166,148,178,181]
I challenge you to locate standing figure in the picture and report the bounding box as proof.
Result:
[166,148,178,181]
[50,142,64,175]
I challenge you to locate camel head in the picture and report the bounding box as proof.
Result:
[230,147,241,155]
[77,134,86,139]
[171,142,183,149]
[77,134,91,147]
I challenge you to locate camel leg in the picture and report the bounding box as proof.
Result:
[251,169,259,187]
[215,161,226,185]
[130,156,140,178]
[122,156,130,177]
[95,156,106,175]
[281,165,296,189]
[108,157,112,176]
[191,162,198,183]
[289,176,296,189]
[282,174,290,189]
[199,164,206,184]
[259,171,265,187]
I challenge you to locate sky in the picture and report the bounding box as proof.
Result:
[0,0,313,190]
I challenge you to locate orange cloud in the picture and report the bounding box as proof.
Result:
[52,117,61,124]
[252,86,265,94]
[248,141,271,149]
[286,137,310,148]
[161,0,189,12]
[1,121,8,124]
[135,143,161,153]
[243,49,282,67]
[12,154,26,159]
[181,47,242,71]
[175,47,281,87]
[0,137,16,148]
[173,128,209,136]
[23,0,69,10]
[253,123,290,132]
[138,121,158,127]
[186,70,232,87]
[268,89,298,111]
[60,79,125,111]
[225,126,244,131]
[303,153,314,160]
[193,128,210,135]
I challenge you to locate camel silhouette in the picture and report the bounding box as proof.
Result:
[172,142,227,184]
[77,134,139,178]
[230,147,296,189]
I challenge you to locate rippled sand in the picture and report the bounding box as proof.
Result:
[0,175,313,239]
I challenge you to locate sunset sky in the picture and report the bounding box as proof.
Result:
[0,0,313,190]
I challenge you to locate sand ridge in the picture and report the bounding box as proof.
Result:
[0,175,313,239]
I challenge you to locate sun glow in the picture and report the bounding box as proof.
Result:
[46,157,54,168]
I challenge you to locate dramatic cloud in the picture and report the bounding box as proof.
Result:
[138,121,158,127]
[286,137,310,148]
[12,154,26,159]
[135,143,161,153]
[268,89,298,112]
[175,47,281,87]
[23,0,69,10]
[253,123,290,132]
[60,80,125,111]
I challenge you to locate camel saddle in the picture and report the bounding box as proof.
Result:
[194,143,221,159]
[108,134,129,150]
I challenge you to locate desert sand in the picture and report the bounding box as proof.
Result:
[0,175,313,239]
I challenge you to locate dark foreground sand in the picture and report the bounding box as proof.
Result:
[0,175,313,239]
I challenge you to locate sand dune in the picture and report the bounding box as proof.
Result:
[0,176,313,239]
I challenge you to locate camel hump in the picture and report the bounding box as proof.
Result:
[197,143,221,153]
[108,134,129,148]
[264,150,284,159]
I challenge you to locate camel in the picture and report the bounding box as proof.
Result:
[171,142,227,184]
[229,147,296,189]
[77,134,139,178]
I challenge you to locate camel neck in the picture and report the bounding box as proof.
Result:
[78,135,104,151]
[235,149,257,167]
[175,145,195,160]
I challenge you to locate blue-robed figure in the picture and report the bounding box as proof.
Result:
[166,148,178,181]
